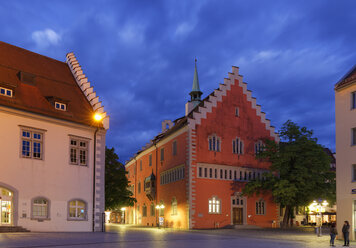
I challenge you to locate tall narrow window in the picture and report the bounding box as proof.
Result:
[150,203,155,216]
[352,128,356,146]
[235,107,239,117]
[171,198,178,216]
[160,148,165,162]
[140,160,142,171]
[149,154,152,166]
[233,138,244,155]
[208,134,221,152]
[70,138,88,166]
[208,196,221,214]
[142,204,147,217]
[353,164,356,181]
[352,92,356,109]
[199,167,202,177]
[138,181,141,194]
[172,141,177,156]
[21,128,44,159]
[255,140,264,154]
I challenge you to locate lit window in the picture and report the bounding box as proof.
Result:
[208,134,221,152]
[68,200,86,220]
[171,198,178,216]
[0,87,12,97]
[208,196,221,214]
[70,138,88,166]
[55,102,67,111]
[352,92,356,110]
[32,197,49,219]
[21,128,43,159]
[256,200,265,215]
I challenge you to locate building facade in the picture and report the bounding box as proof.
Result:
[125,63,279,229]
[0,42,109,232]
[335,65,356,239]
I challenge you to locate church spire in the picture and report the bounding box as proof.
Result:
[185,58,203,116]
[189,58,202,101]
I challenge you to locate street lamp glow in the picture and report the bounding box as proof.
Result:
[121,207,126,211]
[155,204,165,209]
[94,113,103,121]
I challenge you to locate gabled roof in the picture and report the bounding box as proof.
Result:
[335,64,356,90]
[0,41,100,127]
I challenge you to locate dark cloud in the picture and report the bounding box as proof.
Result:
[1,0,355,161]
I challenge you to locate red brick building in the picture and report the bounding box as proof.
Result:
[125,63,279,229]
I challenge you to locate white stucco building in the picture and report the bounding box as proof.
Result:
[335,65,356,239]
[0,41,109,232]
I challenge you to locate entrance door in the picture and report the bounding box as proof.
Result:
[0,187,13,226]
[233,208,243,225]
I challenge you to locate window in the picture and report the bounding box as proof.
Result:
[352,92,356,110]
[0,87,12,97]
[32,197,49,219]
[160,166,184,185]
[150,203,155,216]
[21,128,44,159]
[199,167,202,177]
[215,169,217,178]
[204,168,207,177]
[55,102,66,111]
[172,141,177,156]
[255,140,264,154]
[208,196,221,214]
[171,198,178,215]
[209,168,213,178]
[149,154,152,166]
[68,200,86,220]
[256,200,265,215]
[137,205,140,215]
[70,138,88,166]
[159,201,164,216]
[353,165,356,181]
[142,204,147,217]
[235,107,239,117]
[138,181,141,194]
[140,160,142,171]
[352,128,356,146]
[208,134,221,152]
[233,138,244,155]
[160,148,164,161]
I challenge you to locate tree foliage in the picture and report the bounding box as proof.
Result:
[242,120,335,227]
[105,147,136,210]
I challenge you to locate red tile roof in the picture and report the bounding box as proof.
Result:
[335,64,356,90]
[0,41,97,126]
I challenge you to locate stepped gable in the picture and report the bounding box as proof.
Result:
[187,66,279,141]
[0,41,107,127]
[335,64,356,90]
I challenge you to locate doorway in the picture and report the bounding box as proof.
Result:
[233,208,243,225]
[0,187,13,226]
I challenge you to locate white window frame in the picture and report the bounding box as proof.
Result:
[68,199,87,221]
[0,86,13,97]
[208,134,221,152]
[69,136,89,166]
[232,137,244,155]
[208,196,221,214]
[20,127,44,160]
[31,197,50,220]
[255,140,264,154]
[55,101,67,111]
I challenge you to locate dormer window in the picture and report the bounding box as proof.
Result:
[55,102,66,111]
[0,87,12,97]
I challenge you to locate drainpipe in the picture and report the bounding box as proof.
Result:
[154,142,158,226]
[93,127,99,232]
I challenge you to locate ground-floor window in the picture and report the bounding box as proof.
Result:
[68,200,87,220]
[208,196,221,214]
[32,197,49,219]
[171,198,177,216]
[256,200,265,215]
[150,203,155,217]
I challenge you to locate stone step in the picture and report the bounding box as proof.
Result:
[0,226,30,233]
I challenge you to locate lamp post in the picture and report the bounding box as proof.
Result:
[92,112,103,232]
[155,204,165,228]
[121,207,126,224]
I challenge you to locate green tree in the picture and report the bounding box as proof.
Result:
[242,120,335,227]
[105,147,136,210]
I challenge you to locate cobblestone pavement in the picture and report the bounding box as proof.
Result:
[0,224,352,248]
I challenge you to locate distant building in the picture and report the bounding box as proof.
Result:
[125,62,279,229]
[335,65,356,239]
[0,42,109,232]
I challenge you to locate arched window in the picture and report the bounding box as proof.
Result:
[232,137,244,154]
[142,204,147,217]
[68,199,87,220]
[254,140,264,154]
[208,134,221,152]
[256,199,265,215]
[32,197,49,219]
[150,202,155,216]
[171,198,178,216]
[208,196,221,214]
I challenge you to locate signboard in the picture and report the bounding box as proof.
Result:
[159,217,164,227]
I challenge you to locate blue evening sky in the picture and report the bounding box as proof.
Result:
[1,0,355,162]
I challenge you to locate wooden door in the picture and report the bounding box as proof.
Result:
[233,208,243,225]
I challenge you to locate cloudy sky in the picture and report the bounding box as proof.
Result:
[1,1,355,162]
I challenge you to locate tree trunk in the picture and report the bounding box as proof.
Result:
[282,205,291,228]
